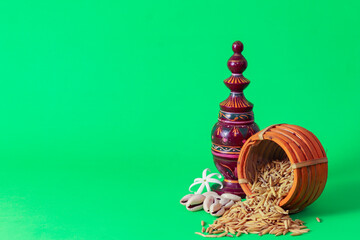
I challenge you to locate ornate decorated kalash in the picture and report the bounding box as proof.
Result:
[211,41,259,197]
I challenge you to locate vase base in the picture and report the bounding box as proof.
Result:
[212,180,246,198]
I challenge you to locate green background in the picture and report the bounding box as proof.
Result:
[0,0,359,239]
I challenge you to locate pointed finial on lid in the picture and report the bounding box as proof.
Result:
[227,41,247,74]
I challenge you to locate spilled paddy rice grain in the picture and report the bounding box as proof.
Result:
[199,159,309,237]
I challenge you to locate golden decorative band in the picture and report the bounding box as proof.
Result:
[291,157,328,169]
[224,179,238,183]
[238,178,249,184]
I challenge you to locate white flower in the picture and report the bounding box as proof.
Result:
[189,168,223,194]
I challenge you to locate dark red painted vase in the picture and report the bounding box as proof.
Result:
[211,41,259,197]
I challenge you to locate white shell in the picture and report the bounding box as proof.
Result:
[180,194,194,206]
[210,202,222,213]
[219,196,230,205]
[210,204,225,217]
[186,194,205,211]
[188,194,205,204]
[224,200,235,209]
[221,193,242,202]
[203,195,219,213]
[186,204,203,212]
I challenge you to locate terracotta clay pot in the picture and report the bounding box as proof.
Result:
[237,124,328,213]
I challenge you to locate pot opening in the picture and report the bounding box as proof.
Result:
[245,140,289,184]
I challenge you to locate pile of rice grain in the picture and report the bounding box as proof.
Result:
[198,159,309,237]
